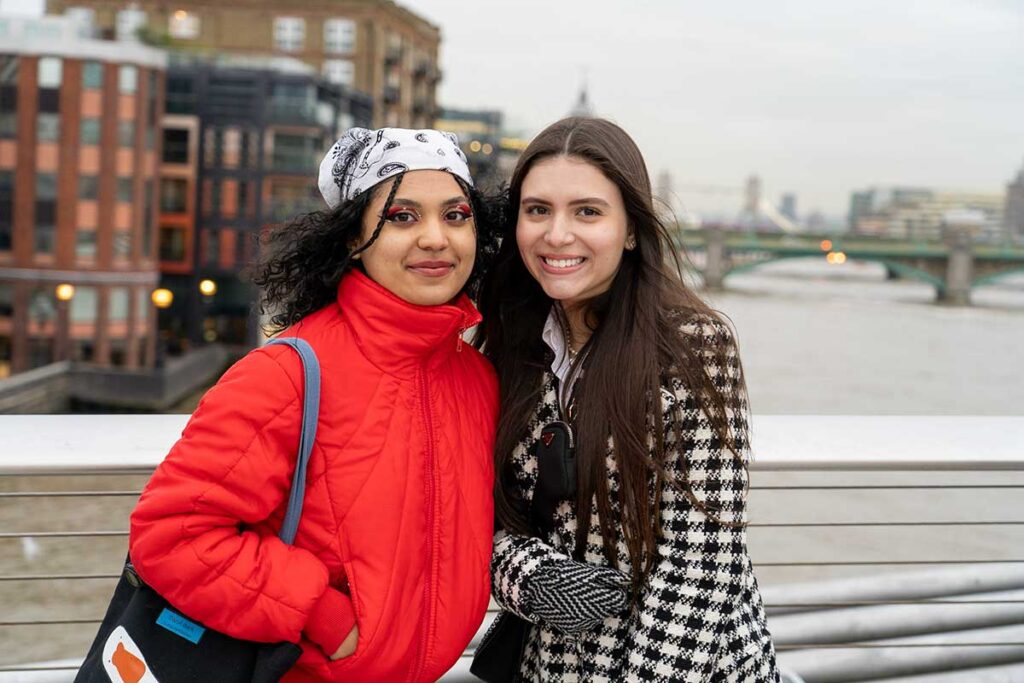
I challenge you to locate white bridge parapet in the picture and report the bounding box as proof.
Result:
[1,415,1023,682]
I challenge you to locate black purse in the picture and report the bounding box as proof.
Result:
[75,337,321,683]
[470,419,576,682]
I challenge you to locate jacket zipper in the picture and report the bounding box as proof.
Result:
[411,365,439,682]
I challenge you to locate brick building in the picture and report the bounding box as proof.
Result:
[0,15,165,377]
[47,0,440,129]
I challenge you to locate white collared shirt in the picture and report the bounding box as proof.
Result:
[541,308,577,416]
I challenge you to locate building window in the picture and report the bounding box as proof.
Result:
[38,88,60,113]
[322,59,355,87]
[110,287,130,321]
[34,213,56,253]
[78,175,98,201]
[117,177,134,204]
[76,229,97,258]
[116,7,146,42]
[70,285,97,323]
[159,225,185,261]
[204,229,220,265]
[166,74,195,115]
[119,65,138,94]
[37,57,62,88]
[0,85,15,138]
[113,229,132,258]
[160,178,188,213]
[35,172,57,253]
[162,127,189,164]
[80,117,101,145]
[0,170,12,251]
[168,10,200,39]
[82,61,103,89]
[37,112,60,142]
[0,282,12,316]
[142,179,154,257]
[324,18,356,54]
[0,56,18,84]
[273,17,305,53]
[271,133,319,173]
[118,120,135,147]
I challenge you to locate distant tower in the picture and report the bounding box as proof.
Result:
[655,170,677,222]
[1006,158,1024,239]
[780,193,797,221]
[734,175,763,231]
[569,81,594,117]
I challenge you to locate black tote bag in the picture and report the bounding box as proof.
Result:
[75,337,321,683]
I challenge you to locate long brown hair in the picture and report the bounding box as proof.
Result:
[476,117,749,597]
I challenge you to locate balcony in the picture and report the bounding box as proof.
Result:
[1,416,1022,681]
[265,99,321,128]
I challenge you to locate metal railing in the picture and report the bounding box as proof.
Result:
[1,416,1022,682]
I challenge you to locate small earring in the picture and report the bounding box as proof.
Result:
[625,235,637,250]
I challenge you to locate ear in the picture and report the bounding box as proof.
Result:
[624,231,637,251]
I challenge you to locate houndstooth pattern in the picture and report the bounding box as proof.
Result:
[490,317,780,682]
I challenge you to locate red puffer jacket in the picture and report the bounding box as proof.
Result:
[129,270,497,682]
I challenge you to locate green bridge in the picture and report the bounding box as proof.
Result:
[676,227,1024,305]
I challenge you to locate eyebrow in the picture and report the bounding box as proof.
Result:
[520,196,610,207]
[390,196,468,208]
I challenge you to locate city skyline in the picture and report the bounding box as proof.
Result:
[3,0,1023,219]
[416,0,1023,219]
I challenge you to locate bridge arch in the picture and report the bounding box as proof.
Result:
[973,264,1024,288]
[724,254,946,289]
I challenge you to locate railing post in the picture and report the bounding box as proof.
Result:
[704,226,728,290]
[939,225,974,306]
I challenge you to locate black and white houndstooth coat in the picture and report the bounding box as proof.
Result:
[490,318,780,682]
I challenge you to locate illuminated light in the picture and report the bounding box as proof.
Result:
[468,140,482,153]
[481,143,493,155]
[826,251,847,265]
[820,239,833,251]
[198,279,217,297]
[173,10,188,20]
[203,329,218,342]
[834,251,847,264]
[151,288,174,309]
[55,283,75,301]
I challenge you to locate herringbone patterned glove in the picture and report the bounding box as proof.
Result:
[523,560,630,634]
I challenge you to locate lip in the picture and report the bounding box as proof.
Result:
[538,255,587,275]
[407,260,456,278]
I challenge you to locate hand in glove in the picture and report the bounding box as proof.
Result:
[523,559,630,634]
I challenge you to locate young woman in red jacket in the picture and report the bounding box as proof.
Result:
[128,128,500,681]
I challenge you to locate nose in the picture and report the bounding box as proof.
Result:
[543,212,575,247]
[417,215,449,251]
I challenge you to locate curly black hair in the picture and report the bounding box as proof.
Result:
[251,173,504,333]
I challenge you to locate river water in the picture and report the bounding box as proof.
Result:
[703,259,1024,416]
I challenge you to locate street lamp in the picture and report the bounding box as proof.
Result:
[151,288,174,309]
[198,279,217,297]
[54,283,74,362]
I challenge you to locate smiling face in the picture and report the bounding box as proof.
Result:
[357,170,476,306]
[516,155,629,309]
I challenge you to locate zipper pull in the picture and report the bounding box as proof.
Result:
[456,329,464,352]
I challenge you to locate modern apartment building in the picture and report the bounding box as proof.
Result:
[0,14,165,378]
[48,0,440,129]
[156,54,372,349]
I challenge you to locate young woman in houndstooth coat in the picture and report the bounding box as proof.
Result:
[476,117,780,682]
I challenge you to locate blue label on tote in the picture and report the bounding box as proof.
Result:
[156,608,205,644]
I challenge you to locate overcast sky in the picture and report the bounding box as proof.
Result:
[4,0,1022,218]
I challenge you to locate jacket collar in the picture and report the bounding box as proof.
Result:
[336,269,481,374]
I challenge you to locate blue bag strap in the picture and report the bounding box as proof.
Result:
[264,337,321,546]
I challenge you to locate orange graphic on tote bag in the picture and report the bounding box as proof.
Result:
[111,642,146,683]
[102,626,160,683]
